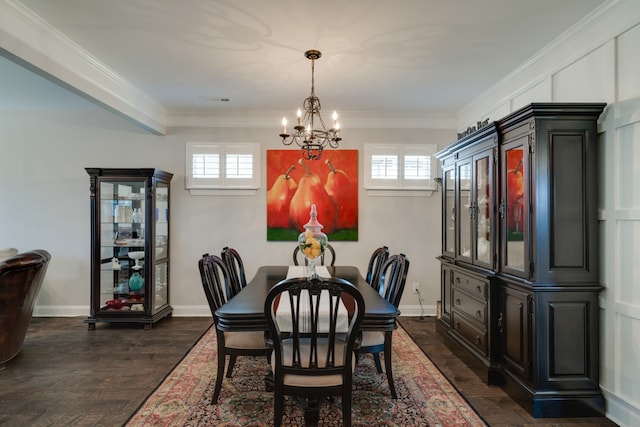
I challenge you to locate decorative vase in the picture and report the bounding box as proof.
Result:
[129,271,144,292]
[297,204,328,279]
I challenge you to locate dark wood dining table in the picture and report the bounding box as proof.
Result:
[215,265,400,333]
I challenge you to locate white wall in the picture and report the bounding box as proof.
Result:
[457,1,640,425]
[0,107,453,318]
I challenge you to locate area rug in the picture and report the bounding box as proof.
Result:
[125,325,487,426]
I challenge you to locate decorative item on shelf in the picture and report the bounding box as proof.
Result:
[118,282,129,294]
[128,251,145,292]
[106,299,126,310]
[279,50,341,161]
[297,204,328,279]
[132,208,143,223]
[128,251,144,269]
[111,257,121,270]
[129,271,144,292]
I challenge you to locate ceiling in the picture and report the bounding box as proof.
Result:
[1,0,607,129]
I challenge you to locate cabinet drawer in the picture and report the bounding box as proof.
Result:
[453,288,486,325]
[451,312,487,356]
[452,271,487,298]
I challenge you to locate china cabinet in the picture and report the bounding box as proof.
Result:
[85,168,172,329]
[436,103,606,417]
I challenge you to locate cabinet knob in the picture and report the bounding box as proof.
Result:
[455,277,461,284]
[476,285,482,294]
[476,310,482,319]
[455,299,461,306]
[475,336,481,345]
[455,321,460,329]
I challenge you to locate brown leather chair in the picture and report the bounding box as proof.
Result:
[0,249,51,366]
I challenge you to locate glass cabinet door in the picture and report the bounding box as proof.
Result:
[443,167,456,256]
[99,180,147,312]
[457,161,472,261]
[502,141,527,274]
[154,182,169,313]
[474,153,492,267]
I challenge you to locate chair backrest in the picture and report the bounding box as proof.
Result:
[366,246,389,291]
[221,246,247,296]
[292,244,336,266]
[264,276,365,384]
[198,253,233,317]
[0,249,51,364]
[377,253,410,308]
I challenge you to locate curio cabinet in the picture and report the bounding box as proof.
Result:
[436,104,606,418]
[86,168,172,329]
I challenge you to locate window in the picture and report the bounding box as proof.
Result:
[186,142,260,195]
[364,144,437,195]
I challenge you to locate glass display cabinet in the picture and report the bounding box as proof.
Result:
[436,104,607,418]
[85,168,173,329]
[436,123,499,383]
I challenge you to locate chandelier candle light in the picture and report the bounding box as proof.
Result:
[280,50,341,161]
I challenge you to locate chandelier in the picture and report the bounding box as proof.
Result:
[279,50,341,160]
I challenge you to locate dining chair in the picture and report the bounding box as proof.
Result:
[292,243,336,266]
[365,245,389,292]
[221,246,247,297]
[198,253,270,404]
[358,253,409,399]
[264,276,365,427]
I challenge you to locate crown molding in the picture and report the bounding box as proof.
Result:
[0,0,167,134]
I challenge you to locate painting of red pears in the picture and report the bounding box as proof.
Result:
[324,159,357,229]
[267,150,358,241]
[267,164,298,228]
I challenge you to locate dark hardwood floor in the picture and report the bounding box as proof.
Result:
[398,317,618,427]
[0,316,618,426]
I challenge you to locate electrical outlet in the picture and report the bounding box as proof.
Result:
[412,282,419,294]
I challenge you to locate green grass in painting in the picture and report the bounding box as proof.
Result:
[267,228,358,241]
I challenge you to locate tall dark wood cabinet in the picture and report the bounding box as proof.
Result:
[86,168,173,329]
[436,103,606,418]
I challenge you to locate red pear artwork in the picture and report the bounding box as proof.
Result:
[267,150,358,241]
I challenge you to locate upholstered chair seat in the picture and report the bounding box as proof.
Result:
[224,330,267,349]
[360,330,385,348]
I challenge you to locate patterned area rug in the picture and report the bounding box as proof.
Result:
[126,325,486,426]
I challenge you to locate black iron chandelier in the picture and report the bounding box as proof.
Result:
[279,50,341,160]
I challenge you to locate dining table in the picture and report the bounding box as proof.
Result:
[215,265,400,333]
[214,265,400,425]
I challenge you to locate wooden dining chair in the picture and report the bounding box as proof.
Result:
[198,253,270,404]
[292,243,336,266]
[365,245,389,291]
[221,246,247,296]
[358,253,409,399]
[264,276,365,427]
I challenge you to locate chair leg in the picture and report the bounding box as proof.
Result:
[212,348,226,404]
[273,394,284,427]
[383,332,397,399]
[342,390,352,427]
[372,353,383,373]
[226,355,237,378]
